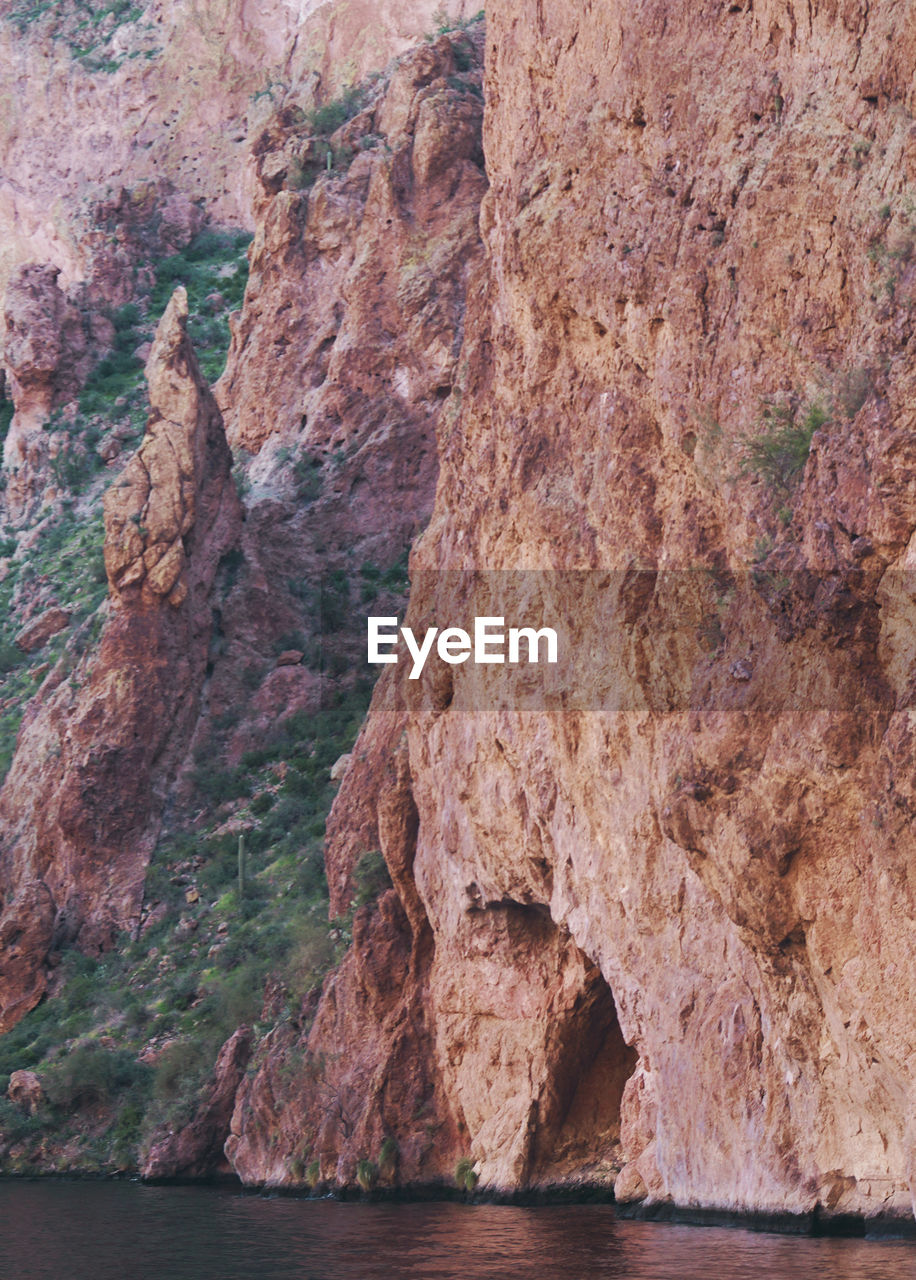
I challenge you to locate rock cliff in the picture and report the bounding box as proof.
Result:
[3,0,916,1230]
[230,0,916,1222]
[0,287,240,1032]
[0,0,477,297]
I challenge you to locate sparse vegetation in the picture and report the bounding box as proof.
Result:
[356,1156,378,1191]
[0,676,375,1173]
[455,1155,479,1190]
[736,397,828,495]
[307,86,365,137]
[3,0,158,72]
[351,850,392,908]
[428,7,485,38]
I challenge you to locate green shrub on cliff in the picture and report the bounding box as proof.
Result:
[737,397,828,495]
[455,1156,478,1191]
[351,850,392,908]
[356,1156,377,1191]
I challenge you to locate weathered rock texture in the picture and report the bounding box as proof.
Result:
[227,0,916,1223]
[0,287,240,1032]
[215,33,491,1187]
[191,25,486,762]
[0,0,477,299]
[142,1026,252,1180]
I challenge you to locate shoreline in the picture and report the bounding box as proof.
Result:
[3,1172,914,1241]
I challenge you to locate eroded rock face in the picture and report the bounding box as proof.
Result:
[216,27,486,560]
[261,0,916,1220]
[0,288,240,1032]
[141,1027,253,1180]
[1,263,95,519]
[0,0,478,301]
[189,26,486,766]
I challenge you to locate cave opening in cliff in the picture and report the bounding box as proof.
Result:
[530,953,638,1185]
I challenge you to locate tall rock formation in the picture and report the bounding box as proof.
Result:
[192,24,487,763]
[0,287,240,1032]
[228,0,916,1223]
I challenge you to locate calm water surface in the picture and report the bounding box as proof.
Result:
[0,1183,913,1280]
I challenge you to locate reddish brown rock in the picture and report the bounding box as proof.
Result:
[0,1,477,304]
[1,263,95,520]
[141,1027,253,1180]
[184,26,486,773]
[215,28,486,588]
[1,264,89,421]
[0,289,240,1032]
[228,0,916,1223]
[14,607,71,654]
[0,882,54,1035]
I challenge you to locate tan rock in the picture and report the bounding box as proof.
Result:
[329,753,351,782]
[7,1069,43,1115]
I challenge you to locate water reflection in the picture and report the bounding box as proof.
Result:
[0,1184,912,1280]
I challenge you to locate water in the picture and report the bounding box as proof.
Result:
[0,1183,913,1280]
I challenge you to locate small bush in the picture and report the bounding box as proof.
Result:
[833,366,873,420]
[379,1135,399,1176]
[737,398,827,494]
[455,1156,478,1191]
[356,1156,377,1191]
[44,1044,150,1110]
[307,87,363,137]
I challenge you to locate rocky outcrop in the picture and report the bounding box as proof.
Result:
[7,1068,43,1116]
[1,263,97,518]
[0,882,55,1036]
[2,264,91,424]
[0,287,240,1032]
[141,1027,253,1180]
[0,0,478,301]
[187,24,486,765]
[224,0,916,1223]
[14,607,71,654]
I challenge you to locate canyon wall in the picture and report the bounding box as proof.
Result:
[0,21,486,1048]
[3,0,916,1227]
[0,287,240,1031]
[0,0,476,296]
[235,0,916,1220]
